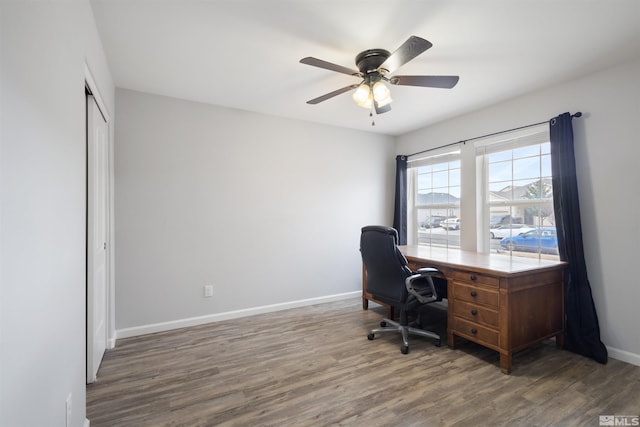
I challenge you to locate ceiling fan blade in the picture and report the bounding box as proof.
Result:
[389,75,459,89]
[374,102,391,115]
[300,57,361,76]
[378,36,433,74]
[306,84,359,104]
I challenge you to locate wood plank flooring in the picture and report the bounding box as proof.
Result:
[87,298,640,426]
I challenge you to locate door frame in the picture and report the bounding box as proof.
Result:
[85,63,115,356]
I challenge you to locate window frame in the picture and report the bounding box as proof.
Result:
[406,124,556,260]
[407,146,462,249]
[475,125,556,258]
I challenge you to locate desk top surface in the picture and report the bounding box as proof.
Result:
[399,245,566,276]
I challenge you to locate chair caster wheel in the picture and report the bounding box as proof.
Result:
[434,338,442,347]
[367,333,375,340]
[401,345,409,354]
[380,321,387,327]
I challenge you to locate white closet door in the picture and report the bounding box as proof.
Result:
[87,94,108,383]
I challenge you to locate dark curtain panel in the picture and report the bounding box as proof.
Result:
[392,155,408,245]
[550,112,607,364]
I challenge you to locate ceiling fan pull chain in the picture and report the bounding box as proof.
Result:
[370,110,375,126]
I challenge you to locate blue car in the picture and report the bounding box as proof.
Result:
[500,227,559,255]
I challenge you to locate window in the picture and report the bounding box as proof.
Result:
[477,127,558,260]
[408,149,461,249]
[406,125,557,260]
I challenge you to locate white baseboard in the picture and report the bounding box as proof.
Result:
[107,336,116,349]
[116,291,361,340]
[607,345,640,367]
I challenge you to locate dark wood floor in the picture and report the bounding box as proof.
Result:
[87,298,640,426]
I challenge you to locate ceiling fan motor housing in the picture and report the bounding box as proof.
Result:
[355,49,390,77]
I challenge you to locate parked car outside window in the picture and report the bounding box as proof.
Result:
[490,224,535,239]
[441,217,461,230]
[500,227,558,254]
[489,214,519,229]
[420,216,447,229]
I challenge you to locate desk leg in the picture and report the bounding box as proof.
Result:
[362,263,368,311]
[447,331,456,348]
[499,353,512,375]
[362,263,394,318]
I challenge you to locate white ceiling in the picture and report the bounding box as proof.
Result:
[90,0,640,136]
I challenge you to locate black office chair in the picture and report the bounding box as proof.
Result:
[360,225,443,354]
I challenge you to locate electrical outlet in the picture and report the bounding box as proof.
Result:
[204,285,213,297]
[65,393,72,427]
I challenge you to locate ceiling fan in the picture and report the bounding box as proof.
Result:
[300,36,459,116]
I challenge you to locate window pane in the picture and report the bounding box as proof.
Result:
[412,157,461,250]
[449,169,461,186]
[513,145,540,159]
[513,157,540,181]
[489,161,512,183]
[541,154,552,177]
[489,151,511,162]
[432,170,449,188]
[484,137,558,261]
[417,172,431,189]
[432,162,448,172]
[448,186,461,200]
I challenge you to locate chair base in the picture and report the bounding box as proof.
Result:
[367,317,441,354]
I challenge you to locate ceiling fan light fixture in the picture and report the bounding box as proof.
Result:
[352,83,372,108]
[372,81,392,108]
[364,97,374,109]
[372,81,391,104]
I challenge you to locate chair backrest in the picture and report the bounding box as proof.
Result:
[360,225,411,304]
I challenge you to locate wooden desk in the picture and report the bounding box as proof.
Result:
[362,245,566,374]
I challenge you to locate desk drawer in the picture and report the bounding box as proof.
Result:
[449,270,498,288]
[452,282,499,308]
[451,317,499,347]
[453,300,499,327]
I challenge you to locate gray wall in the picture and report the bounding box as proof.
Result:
[397,58,640,364]
[0,1,115,426]
[114,89,396,333]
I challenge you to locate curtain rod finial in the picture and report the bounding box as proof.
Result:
[573,112,582,118]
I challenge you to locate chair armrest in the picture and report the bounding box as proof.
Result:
[416,267,439,276]
[405,268,440,304]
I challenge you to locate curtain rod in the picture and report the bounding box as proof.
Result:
[405,112,582,158]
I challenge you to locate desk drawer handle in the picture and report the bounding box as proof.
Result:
[471,309,478,316]
[471,328,478,334]
[470,291,477,297]
[470,274,477,281]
